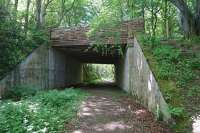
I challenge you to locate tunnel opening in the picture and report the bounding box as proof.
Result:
[83,63,116,85]
[53,45,122,89]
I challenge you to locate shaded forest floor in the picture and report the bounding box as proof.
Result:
[66,84,170,133]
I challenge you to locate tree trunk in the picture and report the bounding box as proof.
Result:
[5,0,11,9]
[36,0,46,29]
[195,0,200,35]
[36,0,42,29]
[25,0,31,36]
[169,0,200,37]
[13,0,18,20]
[141,1,146,32]
[164,0,169,39]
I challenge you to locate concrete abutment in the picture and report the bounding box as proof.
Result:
[115,38,171,121]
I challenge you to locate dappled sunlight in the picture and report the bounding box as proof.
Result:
[92,121,131,132]
[72,130,83,133]
[136,55,143,76]
[73,94,134,132]
[82,107,90,112]
[103,121,131,130]
[148,73,153,92]
[78,96,126,119]
[133,108,150,120]
[70,88,169,133]
[80,112,94,116]
[134,109,147,115]
[192,115,200,133]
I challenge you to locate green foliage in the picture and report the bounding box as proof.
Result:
[148,44,196,88]
[155,61,176,80]
[87,0,126,56]
[187,86,200,97]
[87,44,123,56]
[151,45,178,80]
[83,64,115,83]
[175,60,195,87]
[5,85,38,100]
[169,106,184,118]
[140,36,200,132]
[30,30,49,46]
[0,5,49,80]
[0,88,87,132]
[35,89,81,107]
[83,64,101,82]
[153,45,180,62]
[0,102,29,133]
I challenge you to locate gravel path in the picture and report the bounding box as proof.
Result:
[66,84,170,133]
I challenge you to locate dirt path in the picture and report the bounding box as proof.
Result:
[67,84,170,133]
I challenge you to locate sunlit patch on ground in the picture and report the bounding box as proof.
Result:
[192,115,200,133]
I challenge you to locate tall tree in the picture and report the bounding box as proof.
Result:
[13,0,18,20]
[36,0,42,29]
[25,0,31,36]
[169,0,200,37]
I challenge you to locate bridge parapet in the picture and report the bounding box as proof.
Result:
[51,19,144,47]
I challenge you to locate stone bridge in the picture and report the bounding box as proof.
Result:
[0,19,171,121]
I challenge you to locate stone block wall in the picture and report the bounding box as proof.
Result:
[51,19,144,46]
[116,38,171,122]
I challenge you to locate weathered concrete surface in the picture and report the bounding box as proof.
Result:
[0,45,82,98]
[116,38,171,121]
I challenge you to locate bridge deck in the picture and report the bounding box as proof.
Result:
[51,19,144,47]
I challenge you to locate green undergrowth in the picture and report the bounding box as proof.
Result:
[138,35,200,132]
[0,87,88,133]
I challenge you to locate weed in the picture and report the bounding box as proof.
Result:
[187,86,200,97]
[0,88,88,132]
[5,85,38,100]
[169,106,184,118]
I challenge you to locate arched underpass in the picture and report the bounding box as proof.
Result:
[0,19,171,132]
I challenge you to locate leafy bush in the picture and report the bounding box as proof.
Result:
[35,89,81,107]
[156,61,176,80]
[169,106,184,118]
[140,35,161,48]
[175,60,195,87]
[153,45,180,62]
[187,86,200,97]
[190,56,200,69]
[0,102,29,133]
[0,88,87,132]
[0,5,49,80]
[5,85,38,100]
[150,44,196,88]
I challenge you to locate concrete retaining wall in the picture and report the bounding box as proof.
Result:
[0,45,82,99]
[116,38,171,121]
